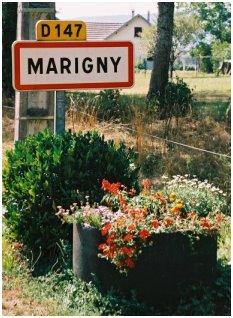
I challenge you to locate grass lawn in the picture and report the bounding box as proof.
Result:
[125,71,231,99]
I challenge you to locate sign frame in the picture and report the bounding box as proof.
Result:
[12,40,134,91]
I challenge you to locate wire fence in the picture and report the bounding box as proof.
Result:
[3,105,231,159]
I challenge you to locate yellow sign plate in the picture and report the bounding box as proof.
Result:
[36,20,86,41]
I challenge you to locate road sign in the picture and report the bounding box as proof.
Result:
[12,41,134,91]
[36,20,86,41]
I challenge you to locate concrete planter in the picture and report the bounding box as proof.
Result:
[73,224,217,305]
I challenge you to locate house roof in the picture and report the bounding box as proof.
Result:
[86,14,150,41]
[86,22,123,40]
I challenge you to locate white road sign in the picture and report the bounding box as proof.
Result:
[12,41,134,91]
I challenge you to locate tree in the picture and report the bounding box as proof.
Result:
[192,2,231,43]
[147,2,174,100]
[2,2,17,100]
[190,2,231,73]
[170,12,201,77]
[141,5,200,78]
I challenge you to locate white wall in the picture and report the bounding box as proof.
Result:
[107,16,150,63]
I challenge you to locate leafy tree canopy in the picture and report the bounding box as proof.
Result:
[191,2,231,43]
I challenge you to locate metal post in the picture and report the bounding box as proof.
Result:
[55,91,66,134]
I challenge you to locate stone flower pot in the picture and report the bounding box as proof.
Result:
[73,224,217,306]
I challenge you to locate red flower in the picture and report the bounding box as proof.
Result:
[98,243,107,250]
[123,233,133,242]
[109,244,117,251]
[139,230,150,240]
[120,246,134,257]
[101,222,112,236]
[201,218,210,228]
[101,179,121,195]
[142,178,151,190]
[128,224,136,232]
[106,234,117,244]
[101,179,111,191]
[125,258,135,269]
[151,220,160,228]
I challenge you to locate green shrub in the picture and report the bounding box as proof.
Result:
[95,89,121,120]
[3,129,139,260]
[150,77,193,120]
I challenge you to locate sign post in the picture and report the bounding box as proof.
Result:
[14,2,56,141]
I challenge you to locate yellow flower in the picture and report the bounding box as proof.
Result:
[176,202,183,209]
[169,192,176,202]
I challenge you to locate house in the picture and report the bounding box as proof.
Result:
[84,11,151,65]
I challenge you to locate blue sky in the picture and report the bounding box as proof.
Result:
[56,2,157,19]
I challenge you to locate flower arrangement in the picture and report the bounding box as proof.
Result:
[56,175,229,274]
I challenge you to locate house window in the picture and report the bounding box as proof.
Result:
[134,27,142,37]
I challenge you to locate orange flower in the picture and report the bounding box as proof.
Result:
[125,258,135,269]
[120,246,134,257]
[142,178,151,190]
[170,207,181,215]
[154,193,167,205]
[119,193,126,207]
[116,216,125,226]
[151,220,160,228]
[123,233,133,242]
[217,212,223,224]
[101,222,112,236]
[164,217,174,226]
[139,230,150,240]
[187,211,196,219]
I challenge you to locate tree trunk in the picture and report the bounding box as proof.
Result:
[147,3,174,100]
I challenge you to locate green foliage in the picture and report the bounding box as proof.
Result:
[185,154,231,207]
[192,100,230,122]
[135,59,147,72]
[2,2,17,99]
[192,2,231,43]
[67,90,134,122]
[164,175,229,216]
[3,129,139,261]
[211,40,231,72]
[190,3,231,73]
[175,263,231,316]
[191,43,213,73]
[96,89,121,120]
[150,77,193,119]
